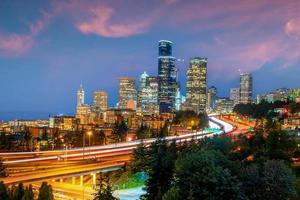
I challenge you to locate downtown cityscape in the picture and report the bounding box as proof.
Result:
[1,1,300,200]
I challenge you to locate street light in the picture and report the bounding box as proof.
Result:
[87,131,92,157]
[83,131,92,160]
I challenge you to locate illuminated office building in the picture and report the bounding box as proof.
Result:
[141,76,159,115]
[207,86,217,111]
[239,73,253,104]
[186,57,207,113]
[77,84,84,106]
[158,40,179,113]
[137,72,149,112]
[118,77,137,110]
[93,91,108,111]
[230,88,240,105]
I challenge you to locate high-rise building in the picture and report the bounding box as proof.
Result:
[239,73,253,104]
[158,40,179,113]
[77,84,84,106]
[118,77,137,110]
[207,86,217,111]
[159,40,172,56]
[93,91,108,112]
[186,57,207,113]
[230,88,240,105]
[137,72,149,111]
[141,76,159,115]
[76,84,92,124]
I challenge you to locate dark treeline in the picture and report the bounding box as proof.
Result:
[172,110,209,130]
[233,101,300,119]
[0,181,53,200]
[131,126,300,200]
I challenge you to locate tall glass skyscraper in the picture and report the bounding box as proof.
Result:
[239,73,253,104]
[186,57,207,113]
[158,40,179,113]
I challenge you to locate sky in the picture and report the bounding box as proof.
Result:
[0,0,300,120]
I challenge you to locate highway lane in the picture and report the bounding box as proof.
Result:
[1,117,234,185]
[2,121,222,165]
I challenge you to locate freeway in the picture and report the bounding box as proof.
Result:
[0,117,234,185]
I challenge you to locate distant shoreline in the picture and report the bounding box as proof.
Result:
[0,111,74,122]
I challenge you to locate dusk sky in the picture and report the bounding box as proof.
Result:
[0,0,300,120]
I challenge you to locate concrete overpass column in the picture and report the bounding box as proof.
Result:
[72,176,76,185]
[92,173,96,186]
[80,175,83,186]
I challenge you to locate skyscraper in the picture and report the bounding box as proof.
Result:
[118,77,137,110]
[93,91,108,112]
[77,84,84,106]
[158,40,179,113]
[186,57,207,113]
[137,72,149,111]
[230,88,240,105]
[141,76,159,115]
[239,73,253,104]
[207,86,217,111]
[76,84,91,124]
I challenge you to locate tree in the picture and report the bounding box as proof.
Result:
[136,125,152,139]
[174,150,244,200]
[21,130,32,151]
[131,142,150,173]
[0,158,7,178]
[0,181,9,200]
[162,187,180,200]
[38,182,54,200]
[13,183,25,200]
[289,102,300,114]
[97,130,107,145]
[159,122,169,137]
[22,185,34,200]
[94,173,119,200]
[113,121,128,141]
[266,130,297,162]
[142,139,176,200]
[260,160,296,200]
[241,160,297,200]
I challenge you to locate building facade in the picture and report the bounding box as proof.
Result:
[158,40,179,113]
[93,91,108,119]
[141,76,159,115]
[186,57,207,113]
[239,73,253,104]
[215,98,234,114]
[137,72,149,112]
[230,88,240,106]
[207,86,217,111]
[77,84,84,106]
[118,77,137,110]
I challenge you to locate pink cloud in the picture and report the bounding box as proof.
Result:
[77,7,152,37]
[53,0,177,38]
[285,18,300,39]
[0,35,33,55]
[0,12,51,56]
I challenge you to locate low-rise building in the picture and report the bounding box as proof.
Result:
[49,116,79,131]
[215,98,234,114]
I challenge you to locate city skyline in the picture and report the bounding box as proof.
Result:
[1,0,300,120]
